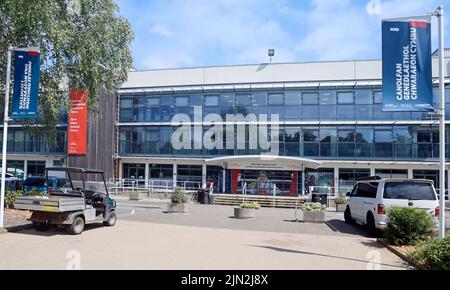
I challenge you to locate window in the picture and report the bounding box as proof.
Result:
[285,92,301,105]
[319,90,336,105]
[373,91,382,104]
[356,182,378,198]
[355,89,373,105]
[302,92,319,105]
[384,182,436,200]
[27,161,46,177]
[175,96,189,107]
[252,93,267,106]
[338,92,354,104]
[147,97,160,106]
[375,169,408,179]
[268,93,284,105]
[236,94,251,106]
[204,95,219,107]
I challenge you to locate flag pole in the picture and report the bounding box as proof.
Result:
[0,45,13,228]
[436,5,446,240]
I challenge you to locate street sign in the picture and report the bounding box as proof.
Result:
[11,47,40,120]
[382,16,433,112]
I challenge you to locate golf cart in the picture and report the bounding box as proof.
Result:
[14,167,117,235]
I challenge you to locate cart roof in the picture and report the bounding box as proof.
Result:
[45,167,105,174]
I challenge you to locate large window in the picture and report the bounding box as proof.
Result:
[337,92,354,104]
[27,161,46,177]
[268,93,284,105]
[204,95,219,107]
[339,169,370,193]
[175,96,189,107]
[302,92,319,105]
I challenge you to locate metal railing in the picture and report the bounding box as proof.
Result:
[108,178,203,198]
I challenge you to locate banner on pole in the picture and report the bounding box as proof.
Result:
[382,16,433,112]
[67,89,88,155]
[11,47,41,119]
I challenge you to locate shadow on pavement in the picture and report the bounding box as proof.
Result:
[325,219,371,237]
[250,245,407,269]
[11,223,105,237]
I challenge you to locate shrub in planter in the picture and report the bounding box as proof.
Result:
[334,194,347,212]
[234,202,260,219]
[407,237,450,270]
[384,206,434,246]
[167,188,188,213]
[4,190,24,208]
[302,202,326,223]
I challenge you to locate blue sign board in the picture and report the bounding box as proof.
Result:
[11,48,40,119]
[382,17,433,112]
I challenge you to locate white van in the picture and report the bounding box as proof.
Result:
[344,178,440,235]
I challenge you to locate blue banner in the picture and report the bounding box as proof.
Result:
[382,16,433,112]
[11,48,41,119]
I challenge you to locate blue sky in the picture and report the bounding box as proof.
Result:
[116,0,450,70]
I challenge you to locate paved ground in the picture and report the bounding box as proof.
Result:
[0,219,409,270]
[116,200,370,237]
[0,200,411,270]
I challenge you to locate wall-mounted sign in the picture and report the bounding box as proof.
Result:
[67,89,88,155]
[11,47,40,119]
[382,16,433,112]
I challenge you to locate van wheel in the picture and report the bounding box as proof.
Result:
[33,222,50,231]
[103,211,117,227]
[344,207,354,224]
[67,216,85,235]
[366,212,377,237]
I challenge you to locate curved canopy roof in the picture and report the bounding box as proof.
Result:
[205,155,322,171]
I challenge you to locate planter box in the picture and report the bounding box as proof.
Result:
[167,203,187,213]
[335,204,346,212]
[129,191,141,201]
[302,211,326,223]
[234,208,256,219]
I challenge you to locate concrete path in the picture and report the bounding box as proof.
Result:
[0,220,409,270]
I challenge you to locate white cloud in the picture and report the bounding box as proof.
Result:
[149,24,175,38]
[118,0,449,69]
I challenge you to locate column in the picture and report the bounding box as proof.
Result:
[144,163,150,189]
[334,167,339,195]
[301,170,305,196]
[408,168,414,179]
[23,160,28,179]
[172,164,177,189]
[202,164,207,187]
[222,169,226,193]
[370,167,376,177]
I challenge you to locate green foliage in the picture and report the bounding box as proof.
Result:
[170,188,188,204]
[240,202,261,209]
[385,207,434,246]
[302,202,326,212]
[0,0,134,136]
[27,189,46,196]
[335,194,347,205]
[4,190,24,207]
[407,237,450,270]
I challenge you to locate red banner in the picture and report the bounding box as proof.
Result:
[67,89,88,155]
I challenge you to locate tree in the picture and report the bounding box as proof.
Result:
[0,0,133,135]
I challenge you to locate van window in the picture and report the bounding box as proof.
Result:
[383,182,436,200]
[356,182,378,198]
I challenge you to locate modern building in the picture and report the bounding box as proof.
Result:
[115,52,450,196]
[2,52,450,196]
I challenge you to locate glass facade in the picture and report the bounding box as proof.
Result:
[117,85,450,194]
[0,128,67,154]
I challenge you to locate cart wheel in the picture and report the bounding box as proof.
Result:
[103,211,117,227]
[67,216,85,235]
[33,222,50,232]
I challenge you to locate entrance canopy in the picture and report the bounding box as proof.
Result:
[205,155,322,171]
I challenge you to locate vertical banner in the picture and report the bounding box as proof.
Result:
[67,89,88,155]
[11,47,41,119]
[382,16,433,112]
